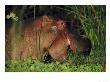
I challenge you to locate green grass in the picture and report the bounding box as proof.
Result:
[5,60,104,72]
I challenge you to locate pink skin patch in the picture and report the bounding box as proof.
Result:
[67,37,70,45]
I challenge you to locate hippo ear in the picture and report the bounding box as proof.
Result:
[42,15,53,27]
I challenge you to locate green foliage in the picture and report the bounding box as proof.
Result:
[55,5,105,49]
[5,47,105,72]
[5,59,104,72]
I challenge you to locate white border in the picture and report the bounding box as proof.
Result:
[2,0,109,5]
[0,0,110,82]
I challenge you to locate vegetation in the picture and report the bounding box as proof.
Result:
[5,54,104,72]
[5,47,105,72]
[5,5,106,72]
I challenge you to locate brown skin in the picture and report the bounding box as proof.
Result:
[32,15,55,31]
[55,19,91,56]
[21,26,36,59]
[47,19,91,62]
[48,32,69,62]
[47,20,70,62]
[21,16,58,60]
[21,16,91,62]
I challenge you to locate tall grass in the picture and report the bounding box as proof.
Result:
[55,5,106,49]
